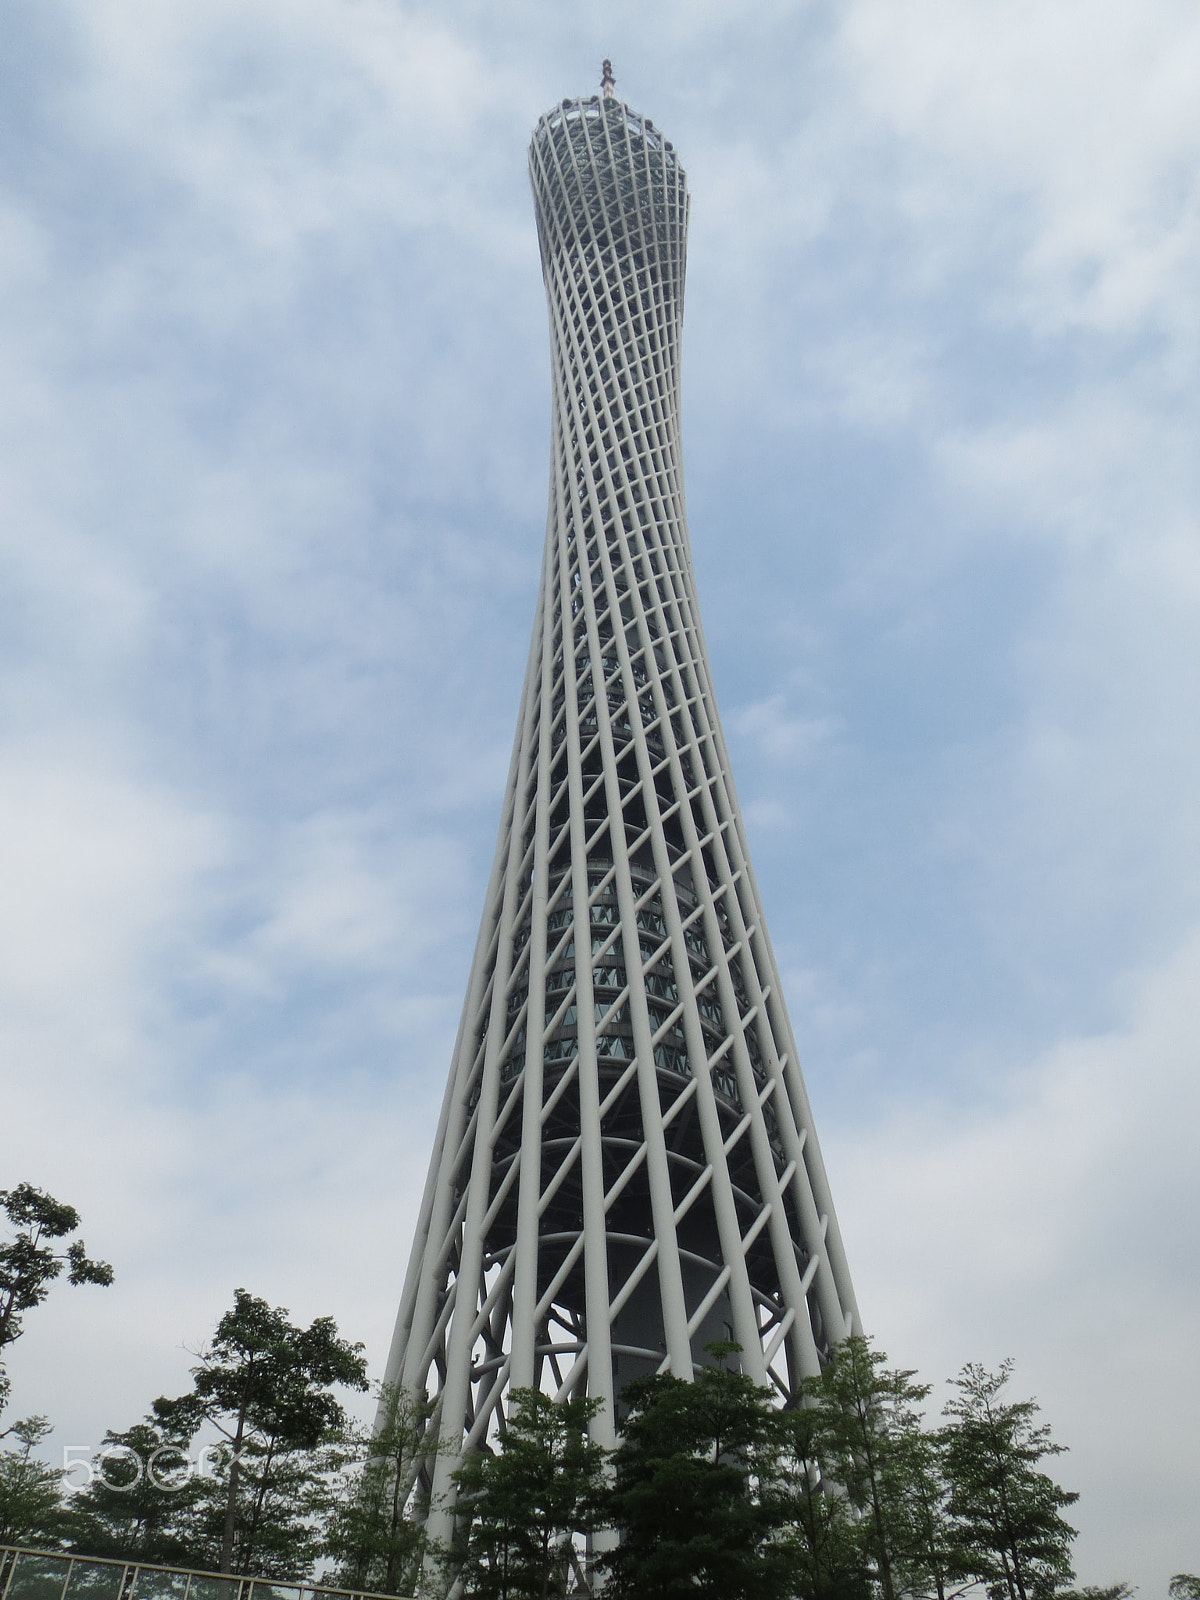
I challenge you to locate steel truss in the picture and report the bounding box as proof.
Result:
[382,91,859,1548]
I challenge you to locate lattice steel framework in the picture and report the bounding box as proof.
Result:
[382,91,859,1544]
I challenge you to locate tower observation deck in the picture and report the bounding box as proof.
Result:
[382,86,859,1543]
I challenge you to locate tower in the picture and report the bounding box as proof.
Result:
[382,82,859,1542]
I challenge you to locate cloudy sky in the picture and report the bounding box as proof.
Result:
[2,0,1198,1585]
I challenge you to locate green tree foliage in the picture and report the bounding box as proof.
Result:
[940,1361,1078,1600]
[4,1267,1158,1600]
[602,1347,794,1600]
[772,1399,869,1600]
[162,1288,368,1575]
[890,1421,974,1600]
[801,1334,959,1600]
[1170,1580,1200,1600]
[185,1431,348,1578]
[0,1185,113,1392]
[63,1402,204,1564]
[324,1385,432,1596]
[453,1388,606,1600]
[61,1376,363,1578]
[0,1416,67,1544]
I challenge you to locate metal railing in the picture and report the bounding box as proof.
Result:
[0,1547,412,1600]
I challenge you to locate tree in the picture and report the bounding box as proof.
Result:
[891,1423,975,1600]
[162,1288,368,1575]
[185,1430,348,1579]
[940,1361,1078,1600]
[802,1335,947,1600]
[63,1401,204,1565]
[773,1399,869,1600]
[325,1384,433,1596]
[603,1347,793,1600]
[0,1184,113,1394]
[453,1388,606,1600]
[0,1415,67,1544]
[1170,1581,1200,1600]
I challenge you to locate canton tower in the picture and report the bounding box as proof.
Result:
[383,67,859,1541]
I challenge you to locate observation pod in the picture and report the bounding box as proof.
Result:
[382,89,860,1548]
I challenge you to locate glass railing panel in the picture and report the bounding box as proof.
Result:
[0,1557,409,1600]
[5,1553,72,1600]
[246,1583,300,1600]
[183,1577,242,1600]
[62,1560,124,1600]
[128,1568,191,1600]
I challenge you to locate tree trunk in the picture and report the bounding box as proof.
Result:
[0,1289,17,1350]
[998,1548,1019,1600]
[241,1438,277,1576]
[385,1444,406,1592]
[993,1460,1028,1600]
[219,1407,248,1574]
[0,1224,46,1350]
[856,1395,895,1600]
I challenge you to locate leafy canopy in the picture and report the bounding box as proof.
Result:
[0,1416,67,1545]
[64,1401,203,1566]
[0,1183,113,1370]
[454,1387,606,1600]
[941,1360,1078,1600]
[324,1383,433,1597]
[162,1287,368,1574]
[602,1345,794,1600]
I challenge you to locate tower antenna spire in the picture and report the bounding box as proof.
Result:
[601,58,615,99]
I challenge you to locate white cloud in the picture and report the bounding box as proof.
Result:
[0,745,221,1029]
[63,0,513,253]
[731,694,835,766]
[828,926,1200,1586]
[197,809,467,999]
[835,0,1200,339]
[3,1066,441,1453]
[0,748,453,1445]
[939,386,1200,562]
